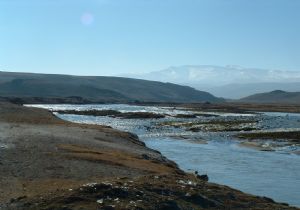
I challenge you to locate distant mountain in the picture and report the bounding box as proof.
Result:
[0,71,223,103]
[122,65,300,99]
[240,90,300,104]
[205,82,300,99]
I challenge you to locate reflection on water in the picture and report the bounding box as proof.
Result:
[27,104,300,207]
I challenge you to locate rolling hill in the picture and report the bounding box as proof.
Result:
[0,71,223,103]
[240,90,300,104]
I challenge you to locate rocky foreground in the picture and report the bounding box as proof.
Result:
[0,103,298,210]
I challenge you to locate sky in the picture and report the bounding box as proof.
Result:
[0,0,299,76]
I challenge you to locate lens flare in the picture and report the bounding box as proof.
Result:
[80,13,94,26]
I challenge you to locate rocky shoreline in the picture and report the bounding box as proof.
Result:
[0,103,299,209]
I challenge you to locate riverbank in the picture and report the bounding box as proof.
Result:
[0,103,298,209]
[138,102,300,114]
[2,95,300,113]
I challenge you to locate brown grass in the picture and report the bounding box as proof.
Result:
[58,144,176,174]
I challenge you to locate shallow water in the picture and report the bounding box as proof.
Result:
[27,104,300,207]
[145,138,300,207]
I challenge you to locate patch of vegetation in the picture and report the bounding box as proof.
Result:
[173,114,198,118]
[57,109,165,119]
[198,119,258,125]
[120,112,165,119]
[195,113,219,117]
[237,131,300,143]
[159,119,259,132]
[188,126,257,132]
[58,109,120,116]
[172,113,219,118]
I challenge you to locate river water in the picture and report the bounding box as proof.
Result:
[28,104,300,207]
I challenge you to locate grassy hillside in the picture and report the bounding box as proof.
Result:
[240,90,300,104]
[0,71,223,103]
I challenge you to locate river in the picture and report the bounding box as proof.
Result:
[28,104,300,207]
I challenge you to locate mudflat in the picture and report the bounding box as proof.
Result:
[0,103,298,209]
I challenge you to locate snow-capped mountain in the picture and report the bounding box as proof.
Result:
[125,65,300,86]
[122,65,300,99]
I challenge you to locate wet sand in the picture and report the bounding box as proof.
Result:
[0,103,298,209]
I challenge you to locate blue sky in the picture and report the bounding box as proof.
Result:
[0,0,299,75]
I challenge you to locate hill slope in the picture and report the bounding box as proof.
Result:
[0,71,223,103]
[240,90,300,104]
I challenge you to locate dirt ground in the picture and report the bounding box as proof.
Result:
[0,103,298,209]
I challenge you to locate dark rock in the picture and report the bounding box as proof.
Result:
[141,154,150,160]
[10,196,27,203]
[197,174,209,182]
[188,127,201,132]
[157,200,181,210]
[63,196,86,204]
[227,192,236,200]
[106,188,129,198]
[50,206,72,210]
[185,193,218,208]
[174,114,197,118]
[262,196,275,203]
[102,206,115,210]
